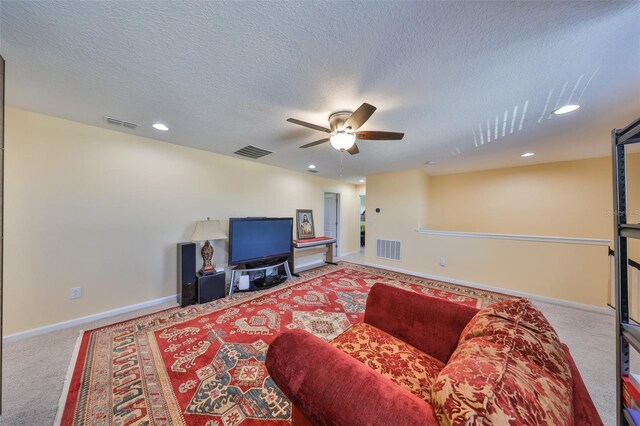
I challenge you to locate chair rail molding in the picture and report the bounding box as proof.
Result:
[417,229,611,246]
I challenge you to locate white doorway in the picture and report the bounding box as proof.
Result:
[324,192,340,256]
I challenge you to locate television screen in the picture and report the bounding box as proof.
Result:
[228,217,293,265]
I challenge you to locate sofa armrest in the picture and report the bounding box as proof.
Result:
[561,344,603,425]
[364,283,480,363]
[266,329,438,426]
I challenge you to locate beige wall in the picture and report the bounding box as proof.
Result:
[429,157,614,238]
[4,108,359,334]
[365,169,429,272]
[365,159,622,307]
[365,169,430,255]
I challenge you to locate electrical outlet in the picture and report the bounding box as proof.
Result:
[439,258,446,267]
[70,287,82,299]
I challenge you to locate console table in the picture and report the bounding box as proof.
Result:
[291,237,337,274]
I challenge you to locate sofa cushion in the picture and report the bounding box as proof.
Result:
[430,298,574,425]
[457,298,572,381]
[331,322,445,402]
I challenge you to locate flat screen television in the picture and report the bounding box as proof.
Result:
[228,217,293,266]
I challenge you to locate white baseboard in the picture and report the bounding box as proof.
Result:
[3,294,178,343]
[337,251,358,258]
[364,261,613,316]
[294,258,326,273]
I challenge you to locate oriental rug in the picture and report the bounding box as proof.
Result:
[59,262,508,426]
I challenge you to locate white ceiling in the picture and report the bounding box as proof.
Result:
[1,1,639,182]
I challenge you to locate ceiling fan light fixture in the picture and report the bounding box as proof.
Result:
[330,132,356,151]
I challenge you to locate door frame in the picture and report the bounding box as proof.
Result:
[359,194,366,248]
[1,54,5,414]
[323,192,340,257]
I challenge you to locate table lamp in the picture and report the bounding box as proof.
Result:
[191,218,227,275]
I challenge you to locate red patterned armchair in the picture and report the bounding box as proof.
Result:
[266,283,602,425]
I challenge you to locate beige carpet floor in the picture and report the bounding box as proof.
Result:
[1,259,616,425]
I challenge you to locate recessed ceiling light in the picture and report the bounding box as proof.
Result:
[152,123,169,131]
[521,152,535,157]
[307,164,316,169]
[552,105,580,115]
[359,179,365,183]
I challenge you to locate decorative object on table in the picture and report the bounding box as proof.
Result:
[191,218,227,276]
[296,209,315,239]
[60,263,508,426]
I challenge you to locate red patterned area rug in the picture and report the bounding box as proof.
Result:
[59,263,508,425]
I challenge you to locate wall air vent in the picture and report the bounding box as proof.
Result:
[234,145,273,159]
[376,239,401,261]
[104,116,137,130]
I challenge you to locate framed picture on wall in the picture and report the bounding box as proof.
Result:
[296,209,315,240]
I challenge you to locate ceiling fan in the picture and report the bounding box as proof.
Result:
[287,103,404,155]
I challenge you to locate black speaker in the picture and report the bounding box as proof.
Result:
[177,242,197,307]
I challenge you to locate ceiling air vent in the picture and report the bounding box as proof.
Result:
[234,145,273,159]
[104,116,137,130]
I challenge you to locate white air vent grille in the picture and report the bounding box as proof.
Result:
[234,145,273,159]
[376,239,401,261]
[104,116,137,130]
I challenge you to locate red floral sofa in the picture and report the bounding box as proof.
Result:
[266,283,603,425]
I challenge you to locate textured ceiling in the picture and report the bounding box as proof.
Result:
[1,1,639,181]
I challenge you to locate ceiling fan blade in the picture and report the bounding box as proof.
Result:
[300,137,330,149]
[356,131,404,140]
[347,143,360,155]
[287,118,331,133]
[344,103,377,130]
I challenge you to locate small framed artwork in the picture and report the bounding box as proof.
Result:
[296,209,315,240]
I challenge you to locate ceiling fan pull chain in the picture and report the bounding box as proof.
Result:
[339,152,344,177]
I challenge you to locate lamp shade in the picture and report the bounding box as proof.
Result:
[191,219,227,241]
